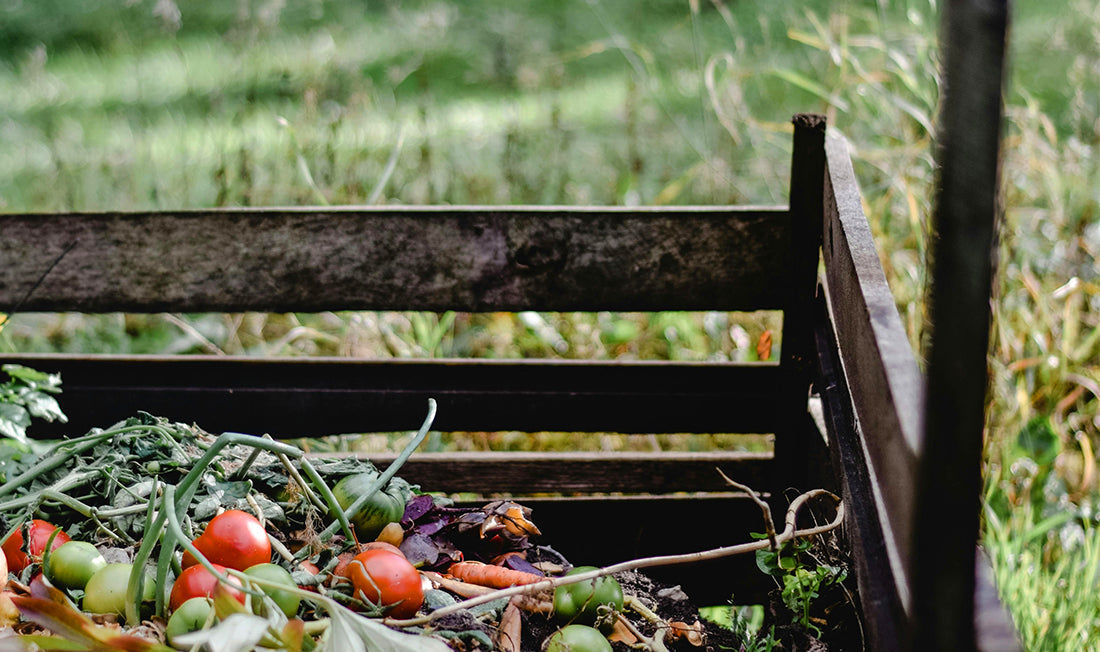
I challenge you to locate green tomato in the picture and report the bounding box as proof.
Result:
[243,563,301,618]
[332,473,407,540]
[83,563,155,621]
[552,567,624,629]
[544,624,613,652]
[46,541,107,590]
[166,597,215,647]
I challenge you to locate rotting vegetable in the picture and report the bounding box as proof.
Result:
[332,472,409,541]
[2,519,71,573]
[344,548,424,619]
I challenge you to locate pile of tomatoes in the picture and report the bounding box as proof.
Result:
[0,464,646,652]
[0,504,427,648]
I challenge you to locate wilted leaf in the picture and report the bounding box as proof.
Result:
[21,390,67,423]
[10,592,173,652]
[0,404,30,444]
[172,613,272,652]
[2,364,61,390]
[323,603,451,652]
[496,599,522,652]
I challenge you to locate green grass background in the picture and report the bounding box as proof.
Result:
[1,0,1098,648]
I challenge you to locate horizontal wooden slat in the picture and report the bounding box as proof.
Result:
[0,205,789,313]
[326,450,772,494]
[822,134,922,616]
[2,354,784,437]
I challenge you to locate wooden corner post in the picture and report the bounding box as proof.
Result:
[775,113,828,503]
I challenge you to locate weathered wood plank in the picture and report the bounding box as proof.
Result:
[814,295,906,651]
[822,133,923,619]
[320,450,772,495]
[0,205,789,313]
[774,113,827,502]
[1,353,784,437]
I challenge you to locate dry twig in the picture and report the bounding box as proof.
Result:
[390,486,843,627]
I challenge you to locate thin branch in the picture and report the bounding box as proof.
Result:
[390,487,843,627]
[716,467,778,550]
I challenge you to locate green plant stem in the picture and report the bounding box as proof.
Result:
[276,448,327,511]
[34,489,133,543]
[0,433,114,498]
[315,398,437,543]
[126,429,364,621]
[0,423,183,499]
[161,485,266,601]
[0,469,98,513]
[231,444,264,481]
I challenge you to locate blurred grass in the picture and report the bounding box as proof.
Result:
[0,1,1098,647]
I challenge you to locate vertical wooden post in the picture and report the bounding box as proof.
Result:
[911,0,1009,649]
[775,114,827,503]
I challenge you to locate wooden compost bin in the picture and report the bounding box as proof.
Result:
[0,116,1016,650]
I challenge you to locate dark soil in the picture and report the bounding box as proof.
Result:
[427,527,863,651]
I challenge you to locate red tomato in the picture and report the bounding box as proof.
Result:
[345,549,423,619]
[169,563,246,612]
[181,510,271,572]
[2,520,72,573]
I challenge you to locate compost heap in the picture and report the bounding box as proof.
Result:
[0,412,769,651]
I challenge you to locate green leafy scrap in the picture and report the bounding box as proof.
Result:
[0,364,67,445]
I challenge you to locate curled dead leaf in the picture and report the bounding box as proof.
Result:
[497,597,523,652]
[666,620,705,647]
[607,616,640,645]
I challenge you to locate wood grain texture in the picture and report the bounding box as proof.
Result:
[822,133,923,618]
[0,205,789,313]
[814,296,906,651]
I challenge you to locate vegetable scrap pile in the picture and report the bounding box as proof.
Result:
[0,400,740,651]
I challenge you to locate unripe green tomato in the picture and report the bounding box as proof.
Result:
[243,563,301,618]
[332,474,407,541]
[552,567,624,629]
[83,563,155,621]
[544,624,613,652]
[46,541,107,590]
[166,597,215,647]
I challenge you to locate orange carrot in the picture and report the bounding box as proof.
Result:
[447,561,543,589]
